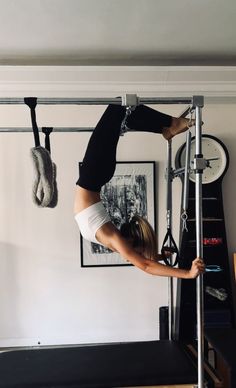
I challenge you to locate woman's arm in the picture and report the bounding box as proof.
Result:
[123,246,204,279]
[96,223,204,279]
[141,256,204,279]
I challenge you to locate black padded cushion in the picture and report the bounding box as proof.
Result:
[0,340,197,387]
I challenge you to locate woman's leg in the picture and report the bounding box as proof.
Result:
[77,105,126,192]
[76,104,176,192]
[126,104,192,139]
[126,104,172,133]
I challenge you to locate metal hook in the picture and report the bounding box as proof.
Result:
[120,106,134,136]
[181,211,188,232]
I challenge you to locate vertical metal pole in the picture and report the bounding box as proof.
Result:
[183,131,192,212]
[194,96,204,388]
[167,140,174,340]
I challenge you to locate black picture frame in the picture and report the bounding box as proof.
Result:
[80,161,156,267]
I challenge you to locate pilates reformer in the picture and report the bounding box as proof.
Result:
[0,95,213,388]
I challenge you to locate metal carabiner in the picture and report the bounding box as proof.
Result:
[181,210,188,232]
[120,106,133,136]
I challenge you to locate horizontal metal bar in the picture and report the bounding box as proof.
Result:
[2,96,236,105]
[0,127,140,133]
[0,127,95,133]
[141,97,193,105]
[0,97,193,105]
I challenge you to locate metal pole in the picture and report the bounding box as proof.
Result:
[166,139,174,340]
[183,131,192,212]
[0,127,95,133]
[0,96,193,105]
[166,107,193,340]
[194,96,204,388]
[0,99,194,133]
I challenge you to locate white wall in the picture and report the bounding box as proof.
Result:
[0,67,235,347]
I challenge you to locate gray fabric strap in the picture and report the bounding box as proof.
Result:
[31,146,58,208]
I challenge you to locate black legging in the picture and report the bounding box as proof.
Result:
[77,104,172,192]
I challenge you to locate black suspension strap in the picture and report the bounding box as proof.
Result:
[42,127,53,153]
[161,228,180,267]
[41,127,58,208]
[24,97,40,147]
[162,138,180,267]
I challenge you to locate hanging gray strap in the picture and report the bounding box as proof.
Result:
[31,146,55,207]
[25,98,58,208]
[46,161,58,208]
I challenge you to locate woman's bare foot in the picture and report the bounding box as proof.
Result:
[162,117,195,140]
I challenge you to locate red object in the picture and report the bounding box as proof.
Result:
[203,237,223,246]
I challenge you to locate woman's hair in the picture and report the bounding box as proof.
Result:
[120,215,157,260]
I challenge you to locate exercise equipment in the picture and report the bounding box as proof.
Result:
[176,134,235,342]
[24,97,58,208]
[0,95,206,388]
[162,111,193,341]
[0,340,214,388]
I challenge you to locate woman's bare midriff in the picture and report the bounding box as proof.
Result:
[74,186,101,214]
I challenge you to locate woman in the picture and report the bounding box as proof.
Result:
[74,104,204,278]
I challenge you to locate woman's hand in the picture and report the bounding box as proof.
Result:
[188,257,205,279]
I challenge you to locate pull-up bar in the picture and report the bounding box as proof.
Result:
[0,96,194,105]
[0,96,193,133]
[0,127,95,133]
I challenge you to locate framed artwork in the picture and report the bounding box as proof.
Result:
[80,161,156,267]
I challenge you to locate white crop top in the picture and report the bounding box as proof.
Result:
[74,201,111,244]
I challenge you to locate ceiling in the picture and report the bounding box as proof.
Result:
[0,0,236,66]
